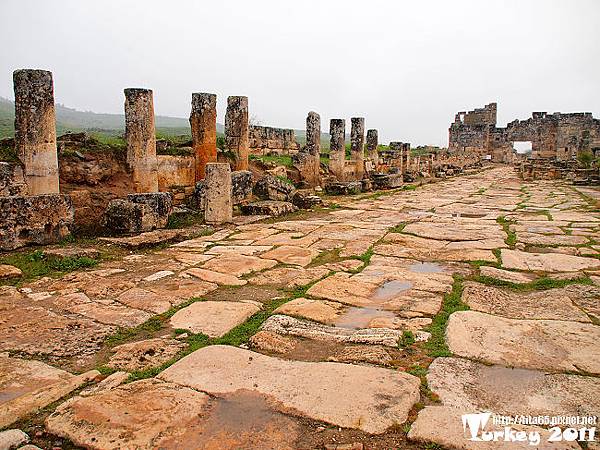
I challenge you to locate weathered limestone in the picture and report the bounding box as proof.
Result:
[124,88,159,193]
[103,192,173,234]
[158,345,420,433]
[190,93,217,181]
[204,163,232,224]
[293,111,321,187]
[350,117,365,179]
[329,119,346,179]
[366,129,378,167]
[225,96,249,171]
[13,69,59,194]
[169,301,260,337]
[0,194,74,250]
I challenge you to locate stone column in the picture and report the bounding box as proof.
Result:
[350,117,365,179]
[366,129,378,167]
[329,119,345,179]
[225,96,249,171]
[190,93,217,181]
[293,111,321,186]
[204,162,232,224]
[124,88,159,193]
[13,69,59,195]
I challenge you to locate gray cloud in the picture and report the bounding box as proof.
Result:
[1,0,598,146]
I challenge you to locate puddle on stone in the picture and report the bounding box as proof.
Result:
[408,262,444,273]
[335,307,397,329]
[479,365,543,393]
[371,280,413,301]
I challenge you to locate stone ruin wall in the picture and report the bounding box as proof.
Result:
[249,126,299,155]
[449,102,600,163]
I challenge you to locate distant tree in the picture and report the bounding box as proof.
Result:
[577,150,594,168]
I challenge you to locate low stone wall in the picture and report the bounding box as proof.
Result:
[249,126,299,155]
[0,194,74,250]
[157,155,196,204]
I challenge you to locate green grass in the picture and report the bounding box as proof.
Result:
[398,330,415,348]
[401,184,418,191]
[424,275,467,357]
[249,154,293,168]
[496,216,517,247]
[388,223,407,234]
[0,250,98,283]
[166,211,205,229]
[472,274,593,292]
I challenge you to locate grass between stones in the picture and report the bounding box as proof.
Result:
[471,274,593,291]
[97,271,333,382]
[424,275,467,358]
[0,250,98,284]
[496,216,517,247]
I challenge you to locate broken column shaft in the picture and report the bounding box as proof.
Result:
[190,93,217,181]
[329,119,345,179]
[366,129,378,167]
[225,96,249,171]
[204,162,232,224]
[350,117,365,179]
[124,88,159,193]
[292,111,321,187]
[13,69,59,195]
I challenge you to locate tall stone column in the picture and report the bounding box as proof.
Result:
[366,129,378,167]
[190,93,217,181]
[13,69,59,195]
[204,162,232,224]
[350,117,365,179]
[293,111,321,187]
[225,96,249,171]
[124,88,159,193]
[329,119,346,179]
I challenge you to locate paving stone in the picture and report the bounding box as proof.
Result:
[274,297,345,324]
[260,245,319,266]
[45,379,211,450]
[408,406,579,449]
[446,311,600,374]
[158,345,420,433]
[248,266,329,288]
[0,265,22,280]
[107,338,187,371]
[184,267,247,286]
[479,266,536,284]
[169,301,260,337]
[142,270,174,282]
[205,245,273,256]
[116,287,172,314]
[461,281,592,321]
[0,429,29,449]
[427,357,600,417]
[517,232,589,246]
[201,254,278,277]
[249,330,297,353]
[501,249,600,272]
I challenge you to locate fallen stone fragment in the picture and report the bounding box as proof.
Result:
[185,267,247,286]
[427,357,600,418]
[408,406,579,449]
[330,345,392,366]
[0,429,29,450]
[80,371,129,397]
[249,330,297,353]
[446,311,600,374]
[461,281,592,321]
[479,266,536,284]
[241,200,298,217]
[501,249,600,272]
[260,245,319,267]
[45,379,211,450]
[159,345,420,433]
[261,314,403,347]
[0,264,23,280]
[108,338,186,372]
[169,301,260,337]
[142,270,174,282]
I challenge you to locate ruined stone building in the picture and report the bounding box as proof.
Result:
[249,126,299,155]
[449,102,600,162]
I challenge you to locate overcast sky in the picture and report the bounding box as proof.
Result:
[1,0,598,146]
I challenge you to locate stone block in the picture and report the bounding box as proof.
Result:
[372,173,404,189]
[204,163,232,224]
[324,181,362,195]
[241,200,297,217]
[254,174,295,201]
[103,192,172,234]
[0,194,73,250]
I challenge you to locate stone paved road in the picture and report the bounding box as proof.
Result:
[2,166,600,449]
